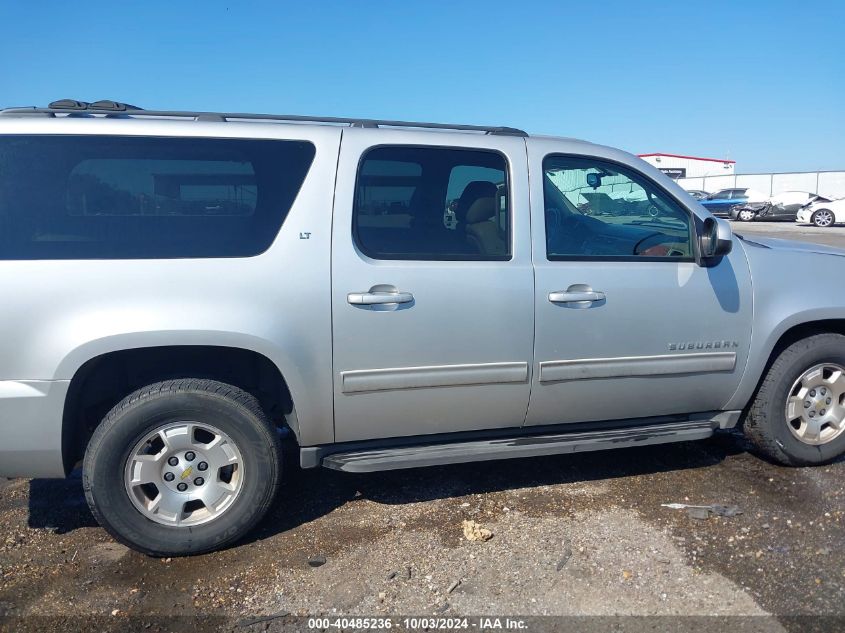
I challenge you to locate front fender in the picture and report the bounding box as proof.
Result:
[725,244,845,410]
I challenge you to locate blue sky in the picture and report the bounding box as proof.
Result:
[1,0,842,172]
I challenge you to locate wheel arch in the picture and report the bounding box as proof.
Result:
[61,343,302,474]
[731,317,845,415]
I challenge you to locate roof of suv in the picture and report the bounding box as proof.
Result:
[0,99,529,137]
[0,100,631,169]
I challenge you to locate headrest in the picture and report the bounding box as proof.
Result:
[456,181,497,222]
[465,197,496,224]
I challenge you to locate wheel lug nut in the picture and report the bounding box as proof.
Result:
[820,388,826,395]
[167,456,179,466]
[177,482,188,492]
[820,409,826,416]
[185,451,196,461]
[810,389,816,397]
[804,401,811,408]
[194,477,204,486]
[163,472,175,482]
[197,461,208,471]
[827,398,832,405]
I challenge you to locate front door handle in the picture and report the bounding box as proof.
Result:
[347,291,414,305]
[548,290,606,304]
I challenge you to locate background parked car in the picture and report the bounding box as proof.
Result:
[700,188,767,217]
[685,189,710,200]
[796,197,845,227]
[729,191,831,222]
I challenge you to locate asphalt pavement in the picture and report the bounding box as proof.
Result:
[729,220,845,249]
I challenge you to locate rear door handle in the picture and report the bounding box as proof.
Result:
[548,290,606,304]
[347,291,414,305]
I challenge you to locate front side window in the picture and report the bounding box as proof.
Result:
[354,146,509,260]
[0,135,315,259]
[543,155,694,260]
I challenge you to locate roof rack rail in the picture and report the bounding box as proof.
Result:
[0,101,528,137]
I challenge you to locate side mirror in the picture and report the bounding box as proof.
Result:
[699,217,733,263]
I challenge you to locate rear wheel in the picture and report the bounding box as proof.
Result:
[745,334,845,465]
[83,379,281,556]
[811,209,835,227]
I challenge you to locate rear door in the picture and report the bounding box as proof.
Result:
[330,129,533,442]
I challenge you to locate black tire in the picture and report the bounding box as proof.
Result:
[745,333,845,466]
[82,379,281,556]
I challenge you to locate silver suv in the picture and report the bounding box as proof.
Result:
[2,100,845,556]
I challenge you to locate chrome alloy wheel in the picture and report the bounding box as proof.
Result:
[738,209,755,221]
[784,364,845,445]
[813,210,834,227]
[124,422,244,526]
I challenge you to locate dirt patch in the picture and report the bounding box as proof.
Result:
[1,434,844,623]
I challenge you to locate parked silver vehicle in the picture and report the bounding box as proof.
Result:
[2,100,845,556]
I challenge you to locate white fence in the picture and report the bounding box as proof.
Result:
[677,171,845,199]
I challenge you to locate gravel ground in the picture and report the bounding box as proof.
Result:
[2,434,844,627]
[1,222,844,631]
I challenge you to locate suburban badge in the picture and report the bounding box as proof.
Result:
[669,341,740,351]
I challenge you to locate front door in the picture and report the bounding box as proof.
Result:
[331,129,534,442]
[526,140,753,427]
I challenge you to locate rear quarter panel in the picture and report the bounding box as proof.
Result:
[0,119,341,476]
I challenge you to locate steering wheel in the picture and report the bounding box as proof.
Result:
[633,232,675,257]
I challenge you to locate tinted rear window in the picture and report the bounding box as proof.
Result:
[353,146,510,260]
[0,135,315,259]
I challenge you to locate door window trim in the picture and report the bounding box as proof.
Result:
[352,144,513,262]
[541,153,701,264]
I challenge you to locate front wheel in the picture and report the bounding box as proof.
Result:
[811,209,835,227]
[738,208,756,222]
[745,334,845,465]
[83,379,281,556]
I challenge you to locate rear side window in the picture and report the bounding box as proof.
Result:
[353,146,510,260]
[0,135,315,259]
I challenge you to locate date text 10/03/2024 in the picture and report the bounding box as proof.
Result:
[306,617,528,630]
